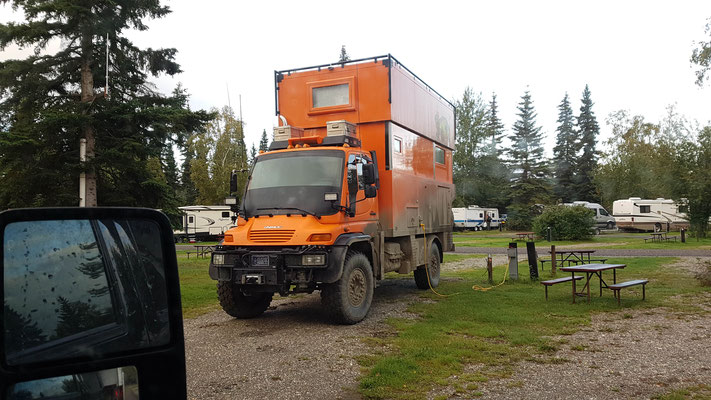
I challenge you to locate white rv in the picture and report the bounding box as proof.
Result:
[174,205,236,242]
[612,197,688,232]
[563,201,616,229]
[452,206,500,230]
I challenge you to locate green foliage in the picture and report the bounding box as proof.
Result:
[259,129,270,152]
[574,85,600,201]
[453,88,488,204]
[691,17,711,86]
[0,0,210,209]
[673,126,711,238]
[552,93,577,202]
[532,205,594,240]
[189,107,248,205]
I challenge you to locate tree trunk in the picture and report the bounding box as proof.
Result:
[80,33,97,207]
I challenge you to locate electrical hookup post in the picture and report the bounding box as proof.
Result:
[507,243,519,280]
[526,241,539,281]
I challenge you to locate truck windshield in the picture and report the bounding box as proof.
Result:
[243,150,345,217]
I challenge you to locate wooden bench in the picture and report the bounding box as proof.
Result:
[643,237,656,243]
[607,279,648,305]
[665,236,677,242]
[541,276,584,300]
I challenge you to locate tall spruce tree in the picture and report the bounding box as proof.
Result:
[339,45,351,62]
[484,93,506,155]
[259,129,270,152]
[507,90,550,228]
[552,93,577,202]
[0,0,210,209]
[249,143,258,165]
[575,85,600,201]
[452,88,487,206]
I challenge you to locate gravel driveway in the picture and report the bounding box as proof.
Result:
[184,256,711,400]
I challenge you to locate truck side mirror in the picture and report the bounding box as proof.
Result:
[347,166,358,217]
[362,164,376,186]
[0,208,186,399]
[229,170,239,194]
[364,185,377,199]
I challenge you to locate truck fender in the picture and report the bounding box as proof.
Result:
[315,234,372,284]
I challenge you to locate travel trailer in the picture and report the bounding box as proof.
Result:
[174,205,236,242]
[612,197,688,232]
[563,201,616,229]
[453,206,500,230]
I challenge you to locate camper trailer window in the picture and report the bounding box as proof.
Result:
[393,137,402,154]
[679,205,688,213]
[312,84,349,108]
[188,216,194,223]
[221,212,229,218]
[640,205,651,213]
[435,146,445,164]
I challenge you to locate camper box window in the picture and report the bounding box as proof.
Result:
[435,146,445,164]
[312,84,349,108]
[222,212,230,218]
[640,205,651,213]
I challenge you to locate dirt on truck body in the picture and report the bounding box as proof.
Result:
[209,55,455,323]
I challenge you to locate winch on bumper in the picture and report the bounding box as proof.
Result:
[208,245,348,295]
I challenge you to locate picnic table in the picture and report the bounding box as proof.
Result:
[512,232,535,241]
[187,245,214,259]
[539,249,607,270]
[560,263,626,303]
[644,232,678,243]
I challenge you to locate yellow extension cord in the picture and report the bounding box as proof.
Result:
[420,222,508,295]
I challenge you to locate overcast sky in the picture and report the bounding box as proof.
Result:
[2,0,711,154]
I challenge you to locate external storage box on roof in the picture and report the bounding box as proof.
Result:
[275,55,455,237]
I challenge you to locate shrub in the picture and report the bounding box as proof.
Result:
[532,205,595,240]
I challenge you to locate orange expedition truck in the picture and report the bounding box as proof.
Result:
[209,55,455,324]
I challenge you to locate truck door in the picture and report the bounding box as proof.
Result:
[348,153,377,218]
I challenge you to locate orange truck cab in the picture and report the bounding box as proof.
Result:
[209,55,455,324]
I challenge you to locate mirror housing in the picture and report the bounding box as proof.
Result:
[229,170,239,194]
[362,164,376,186]
[0,207,186,399]
[364,185,377,199]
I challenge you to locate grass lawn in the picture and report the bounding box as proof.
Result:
[176,251,219,318]
[358,256,711,399]
[453,231,711,250]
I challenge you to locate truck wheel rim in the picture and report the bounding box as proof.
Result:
[348,268,366,307]
[430,254,439,278]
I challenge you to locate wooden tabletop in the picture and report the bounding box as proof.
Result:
[560,263,626,272]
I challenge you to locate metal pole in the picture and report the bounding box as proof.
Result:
[487,254,493,284]
[79,138,86,207]
[508,242,518,280]
[551,245,557,275]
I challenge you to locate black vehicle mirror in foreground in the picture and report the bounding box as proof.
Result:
[0,208,186,399]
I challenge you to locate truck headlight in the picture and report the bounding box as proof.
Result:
[302,254,326,266]
[213,254,225,265]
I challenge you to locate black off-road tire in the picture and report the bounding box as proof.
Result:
[414,243,441,289]
[321,251,374,325]
[217,282,272,319]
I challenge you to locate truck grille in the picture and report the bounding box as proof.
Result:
[248,229,295,243]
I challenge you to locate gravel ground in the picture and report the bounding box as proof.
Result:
[184,278,424,400]
[184,256,711,400]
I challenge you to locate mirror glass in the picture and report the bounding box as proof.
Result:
[8,365,139,400]
[3,218,170,366]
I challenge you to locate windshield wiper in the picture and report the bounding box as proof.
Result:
[256,207,321,219]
